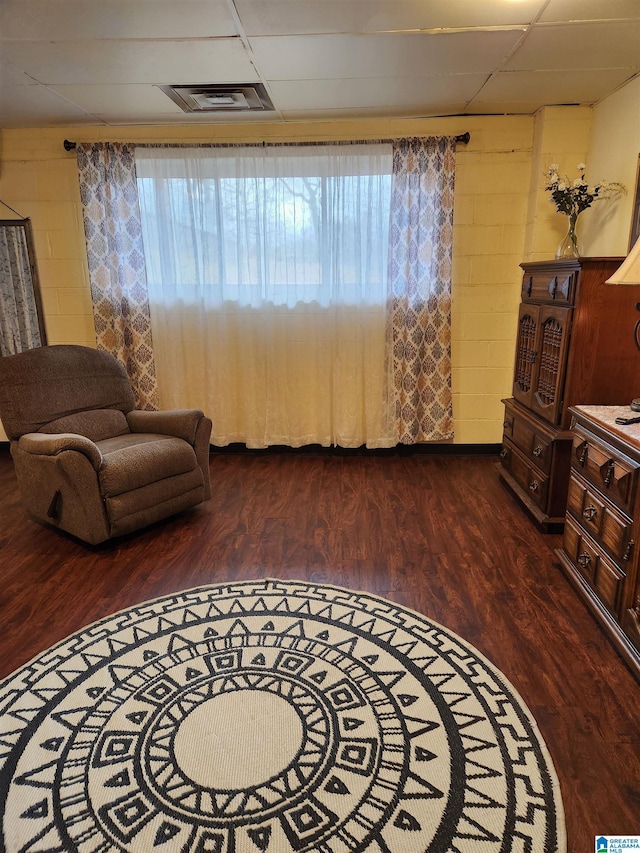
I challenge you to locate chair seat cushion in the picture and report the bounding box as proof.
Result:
[97,433,197,496]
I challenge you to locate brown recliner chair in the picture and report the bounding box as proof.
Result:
[0,345,212,544]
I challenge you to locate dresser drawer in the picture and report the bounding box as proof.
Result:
[501,438,549,511]
[572,426,639,516]
[563,516,626,618]
[503,400,555,474]
[566,472,635,566]
[521,270,576,305]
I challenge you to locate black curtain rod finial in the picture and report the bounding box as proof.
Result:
[455,132,470,145]
[63,139,76,151]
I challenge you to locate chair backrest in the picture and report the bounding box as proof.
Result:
[0,345,136,440]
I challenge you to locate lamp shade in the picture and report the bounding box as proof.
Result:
[607,236,640,284]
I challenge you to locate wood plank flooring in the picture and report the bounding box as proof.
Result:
[0,445,638,852]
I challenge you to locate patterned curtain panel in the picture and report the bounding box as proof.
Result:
[0,224,41,356]
[387,137,456,443]
[76,143,159,409]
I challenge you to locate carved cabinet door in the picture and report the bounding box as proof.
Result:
[512,303,541,411]
[512,303,572,425]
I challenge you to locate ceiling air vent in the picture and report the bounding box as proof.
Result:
[159,83,275,112]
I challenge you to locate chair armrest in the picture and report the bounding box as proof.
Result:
[18,432,103,470]
[126,409,206,445]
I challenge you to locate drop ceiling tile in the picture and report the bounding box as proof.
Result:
[250,31,523,80]
[0,81,95,126]
[236,0,546,35]
[0,60,39,87]
[0,0,237,40]
[269,75,486,111]
[0,38,258,86]
[506,21,640,70]
[473,68,635,106]
[48,84,185,118]
[1,0,638,128]
[539,0,640,23]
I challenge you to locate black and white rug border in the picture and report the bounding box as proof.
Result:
[0,577,567,853]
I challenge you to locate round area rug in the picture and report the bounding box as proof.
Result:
[0,579,565,853]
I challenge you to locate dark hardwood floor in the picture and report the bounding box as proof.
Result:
[1,445,638,852]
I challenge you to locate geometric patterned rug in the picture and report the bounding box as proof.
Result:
[0,579,566,852]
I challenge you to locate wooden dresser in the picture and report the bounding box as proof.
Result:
[556,406,640,679]
[498,256,640,529]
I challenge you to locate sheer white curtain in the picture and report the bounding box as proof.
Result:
[0,222,42,356]
[136,144,396,448]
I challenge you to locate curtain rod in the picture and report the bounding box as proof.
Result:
[63,132,470,152]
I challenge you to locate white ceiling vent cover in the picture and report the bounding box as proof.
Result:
[160,84,274,112]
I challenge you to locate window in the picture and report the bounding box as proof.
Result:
[136,145,393,308]
[75,138,456,446]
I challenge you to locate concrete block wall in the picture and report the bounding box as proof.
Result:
[0,135,94,349]
[451,119,532,442]
[583,75,640,256]
[9,108,624,445]
[523,106,593,262]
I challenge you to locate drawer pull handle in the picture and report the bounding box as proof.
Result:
[532,444,543,457]
[623,540,634,562]
[503,419,512,430]
[500,448,508,459]
[582,504,598,521]
[577,552,591,568]
[603,460,615,487]
[529,480,539,492]
[577,442,588,466]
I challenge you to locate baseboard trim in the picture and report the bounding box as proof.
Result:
[2,441,500,457]
[209,443,501,457]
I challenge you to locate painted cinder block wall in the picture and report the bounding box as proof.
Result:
[0,83,638,444]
